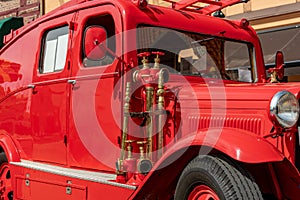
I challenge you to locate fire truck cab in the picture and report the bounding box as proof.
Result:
[0,0,299,199]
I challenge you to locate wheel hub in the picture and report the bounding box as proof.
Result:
[188,185,220,200]
[0,164,12,200]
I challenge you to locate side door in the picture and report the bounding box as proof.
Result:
[68,5,123,172]
[30,13,76,165]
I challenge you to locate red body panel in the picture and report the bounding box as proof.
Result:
[10,163,135,200]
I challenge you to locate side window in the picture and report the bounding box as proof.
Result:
[225,41,253,82]
[83,15,115,67]
[40,26,69,73]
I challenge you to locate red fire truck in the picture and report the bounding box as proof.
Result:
[0,0,299,199]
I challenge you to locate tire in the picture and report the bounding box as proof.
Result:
[0,152,13,200]
[174,155,263,200]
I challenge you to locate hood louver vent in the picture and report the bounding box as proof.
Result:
[188,115,262,135]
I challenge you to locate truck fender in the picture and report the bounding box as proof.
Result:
[0,130,20,162]
[160,127,284,165]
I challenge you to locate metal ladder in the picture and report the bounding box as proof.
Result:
[161,0,249,15]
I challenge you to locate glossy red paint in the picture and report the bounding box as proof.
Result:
[9,163,135,200]
[0,163,12,200]
[158,128,285,164]
[188,185,220,200]
[0,0,298,199]
[0,132,20,162]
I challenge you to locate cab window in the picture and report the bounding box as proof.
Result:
[224,41,253,82]
[40,26,69,73]
[82,14,115,67]
[137,26,256,82]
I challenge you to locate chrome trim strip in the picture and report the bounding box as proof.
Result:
[74,72,119,81]
[10,160,136,190]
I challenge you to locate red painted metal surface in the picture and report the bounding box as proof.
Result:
[0,132,20,162]
[152,128,285,167]
[0,0,298,199]
[188,185,220,200]
[0,163,12,200]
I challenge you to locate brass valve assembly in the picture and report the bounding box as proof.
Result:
[116,51,169,185]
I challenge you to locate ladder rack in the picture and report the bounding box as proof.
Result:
[162,0,249,15]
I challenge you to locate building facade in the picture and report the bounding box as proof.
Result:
[224,0,300,30]
[0,0,41,24]
[43,0,68,13]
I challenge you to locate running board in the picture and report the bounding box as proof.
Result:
[10,160,136,190]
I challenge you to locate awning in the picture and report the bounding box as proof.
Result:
[0,17,23,49]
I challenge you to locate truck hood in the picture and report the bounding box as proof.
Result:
[168,79,300,137]
[171,79,300,110]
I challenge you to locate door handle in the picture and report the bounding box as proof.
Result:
[67,80,77,85]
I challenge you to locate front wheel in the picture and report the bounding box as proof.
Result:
[174,155,263,200]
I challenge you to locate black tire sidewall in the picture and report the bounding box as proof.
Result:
[174,155,263,200]
[0,152,7,164]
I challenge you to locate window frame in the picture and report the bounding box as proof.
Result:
[39,25,70,74]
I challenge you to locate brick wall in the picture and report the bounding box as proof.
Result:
[0,0,40,24]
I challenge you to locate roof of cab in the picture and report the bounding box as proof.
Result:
[1,0,258,52]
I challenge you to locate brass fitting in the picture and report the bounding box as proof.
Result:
[137,141,147,159]
[270,70,279,83]
[137,52,150,69]
[152,51,165,69]
[136,141,153,174]
[125,140,135,159]
[120,82,132,162]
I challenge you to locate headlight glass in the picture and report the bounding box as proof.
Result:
[270,91,299,128]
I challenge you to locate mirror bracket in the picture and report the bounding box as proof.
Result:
[267,51,284,83]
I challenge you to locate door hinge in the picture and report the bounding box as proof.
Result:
[69,21,78,31]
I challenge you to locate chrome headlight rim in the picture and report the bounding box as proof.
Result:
[270,90,299,128]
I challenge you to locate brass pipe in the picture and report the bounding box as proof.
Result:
[120,82,131,162]
[145,86,154,159]
[156,69,166,158]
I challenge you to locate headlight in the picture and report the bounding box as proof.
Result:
[270,91,299,128]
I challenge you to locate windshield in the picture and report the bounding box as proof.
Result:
[137,26,256,82]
